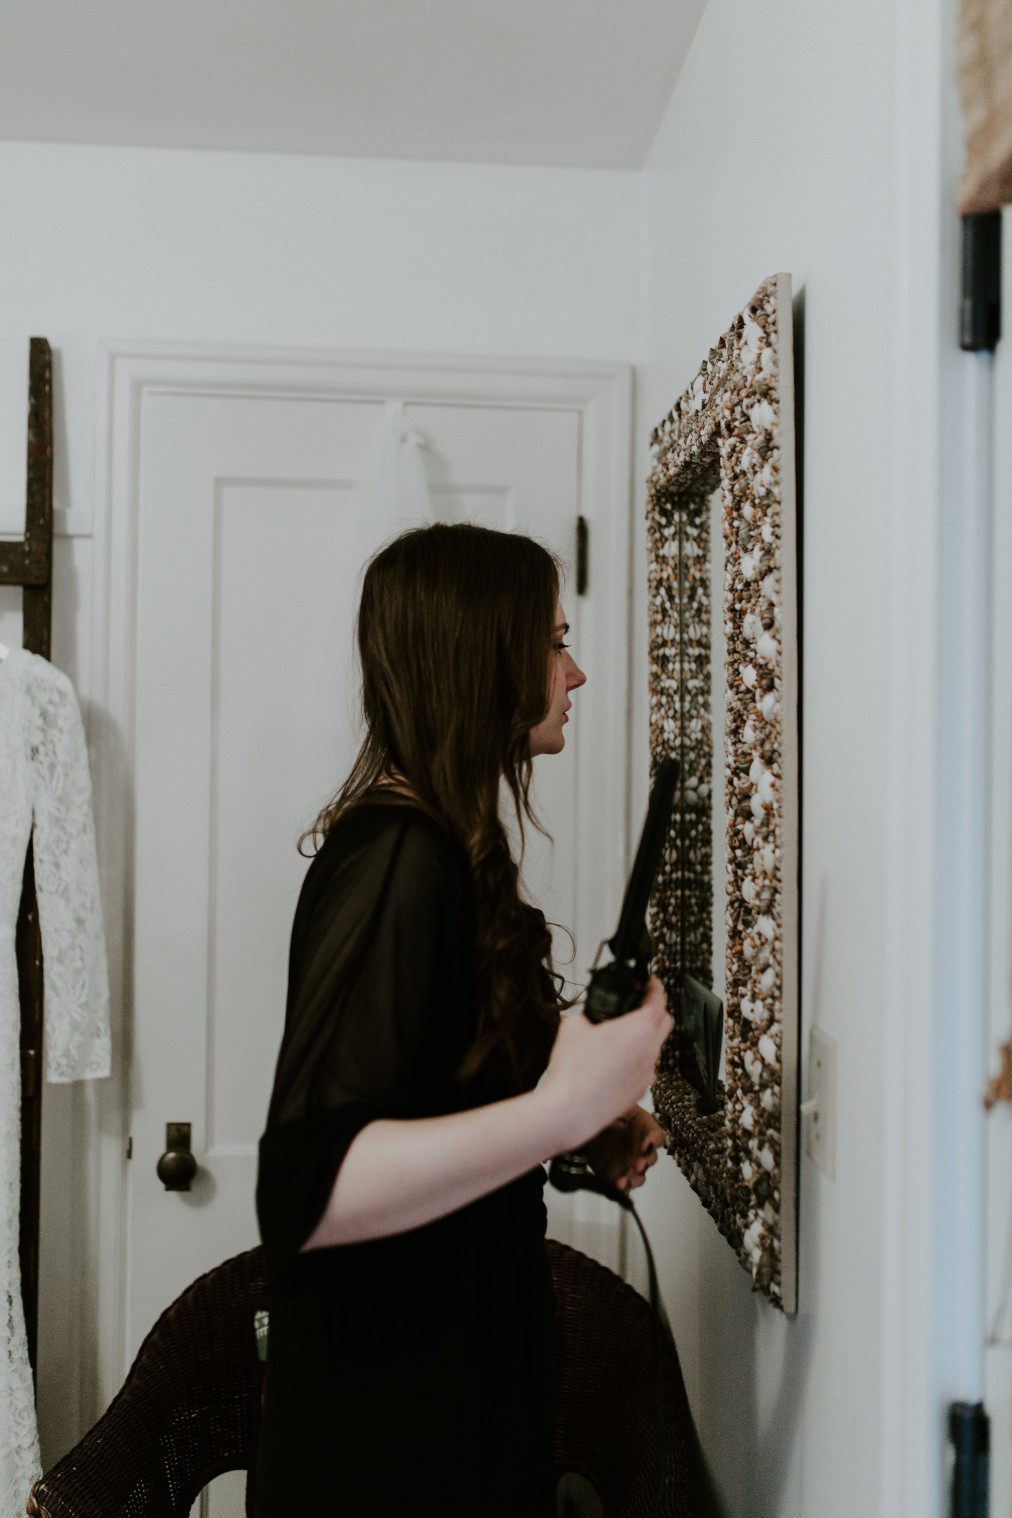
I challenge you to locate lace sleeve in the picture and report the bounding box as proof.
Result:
[28,661,111,1083]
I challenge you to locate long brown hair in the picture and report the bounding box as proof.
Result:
[307,522,568,1087]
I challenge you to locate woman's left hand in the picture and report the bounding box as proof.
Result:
[586,1104,666,1194]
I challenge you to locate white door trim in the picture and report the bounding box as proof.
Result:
[82,341,633,1423]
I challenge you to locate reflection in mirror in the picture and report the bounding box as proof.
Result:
[709,483,727,1047]
[650,460,727,1124]
[674,485,727,1113]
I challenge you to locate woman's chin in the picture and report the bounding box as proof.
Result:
[530,723,566,757]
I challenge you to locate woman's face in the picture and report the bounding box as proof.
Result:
[529,599,587,757]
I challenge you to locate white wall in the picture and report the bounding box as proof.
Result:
[629,2,958,1516]
[0,139,643,661]
[0,140,642,1465]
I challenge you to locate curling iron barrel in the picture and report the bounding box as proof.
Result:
[548,758,680,1200]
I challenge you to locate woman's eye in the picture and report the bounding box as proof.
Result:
[554,642,570,653]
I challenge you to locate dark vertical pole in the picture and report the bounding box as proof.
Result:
[944,214,1001,1506]
[16,846,44,1379]
[22,339,53,660]
[18,337,53,1378]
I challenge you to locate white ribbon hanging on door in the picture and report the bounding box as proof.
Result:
[367,401,435,533]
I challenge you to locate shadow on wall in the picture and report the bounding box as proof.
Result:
[695,1202,817,1514]
[693,873,827,1515]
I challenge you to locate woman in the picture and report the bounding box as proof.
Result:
[255,523,671,1517]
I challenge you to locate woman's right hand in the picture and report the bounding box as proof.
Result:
[304,976,672,1249]
[541,976,673,1153]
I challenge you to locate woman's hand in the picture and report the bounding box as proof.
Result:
[303,977,672,1250]
[541,976,673,1153]
[585,1104,666,1193]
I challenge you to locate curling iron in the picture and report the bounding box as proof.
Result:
[548,755,679,1202]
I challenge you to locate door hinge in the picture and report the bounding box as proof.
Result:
[576,515,589,596]
[948,1401,989,1517]
[126,1136,133,1160]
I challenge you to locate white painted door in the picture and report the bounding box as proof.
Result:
[118,375,625,1515]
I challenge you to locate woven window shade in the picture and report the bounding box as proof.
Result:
[958,0,1012,212]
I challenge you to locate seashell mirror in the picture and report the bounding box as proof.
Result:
[647,274,800,1313]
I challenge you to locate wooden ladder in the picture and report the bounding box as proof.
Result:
[0,337,54,1376]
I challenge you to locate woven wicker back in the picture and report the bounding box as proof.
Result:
[28,1240,700,1518]
[547,1240,701,1517]
[27,1248,269,1518]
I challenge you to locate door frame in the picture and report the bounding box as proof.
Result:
[81,341,633,1423]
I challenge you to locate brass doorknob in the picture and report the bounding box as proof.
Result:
[156,1122,197,1192]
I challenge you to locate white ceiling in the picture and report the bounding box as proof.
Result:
[0,0,705,169]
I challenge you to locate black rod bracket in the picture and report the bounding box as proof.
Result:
[948,1400,989,1518]
[576,514,589,596]
[960,211,1002,352]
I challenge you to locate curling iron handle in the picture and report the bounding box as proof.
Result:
[584,952,652,1024]
[548,956,653,1200]
[548,1150,593,1191]
[547,1148,629,1208]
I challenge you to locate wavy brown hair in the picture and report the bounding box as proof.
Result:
[306,522,569,1088]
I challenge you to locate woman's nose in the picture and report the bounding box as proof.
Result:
[566,656,587,690]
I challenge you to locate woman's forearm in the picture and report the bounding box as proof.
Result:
[301,988,673,1250]
[301,1085,572,1249]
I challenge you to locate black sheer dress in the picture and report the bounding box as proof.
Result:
[255,801,556,1517]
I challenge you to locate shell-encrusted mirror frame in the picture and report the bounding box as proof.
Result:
[647,274,799,1314]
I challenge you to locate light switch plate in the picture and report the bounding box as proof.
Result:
[805,1026,836,1180]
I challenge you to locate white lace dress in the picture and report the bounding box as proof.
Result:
[0,650,110,1517]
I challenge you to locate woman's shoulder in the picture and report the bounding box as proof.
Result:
[290,802,469,959]
[310,798,469,898]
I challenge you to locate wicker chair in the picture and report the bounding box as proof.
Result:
[547,1241,702,1516]
[27,1240,701,1518]
[27,1248,270,1518]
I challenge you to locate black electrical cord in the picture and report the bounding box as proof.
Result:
[617,1191,666,1518]
[551,1162,667,1517]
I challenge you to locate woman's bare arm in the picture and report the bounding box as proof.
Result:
[302,977,672,1249]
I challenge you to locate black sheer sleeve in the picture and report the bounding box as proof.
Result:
[256,806,475,1281]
